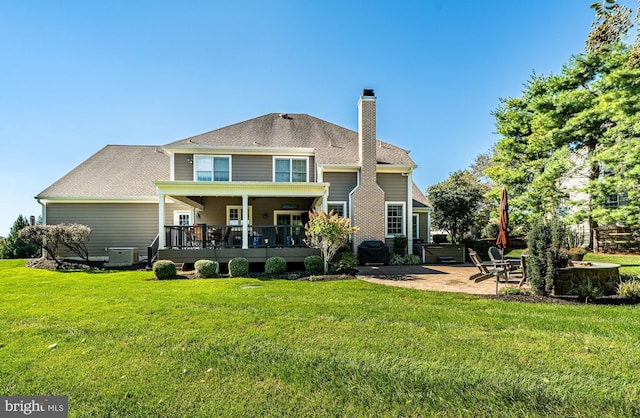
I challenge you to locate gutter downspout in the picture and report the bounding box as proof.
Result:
[36,198,46,224]
[347,170,360,253]
[406,170,413,254]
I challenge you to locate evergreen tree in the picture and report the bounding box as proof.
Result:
[0,215,40,259]
[489,45,640,237]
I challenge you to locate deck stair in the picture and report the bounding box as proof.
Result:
[437,256,457,265]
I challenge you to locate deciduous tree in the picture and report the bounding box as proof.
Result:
[304,209,358,274]
[426,171,485,244]
[19,224,92,268]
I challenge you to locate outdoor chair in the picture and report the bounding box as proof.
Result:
[222,227,232,247]
[488,246,520,271]
[468,248,508,283]
[511,255,527,287]
[488,246,527,287]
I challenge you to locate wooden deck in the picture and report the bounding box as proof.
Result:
[158,246,320,264]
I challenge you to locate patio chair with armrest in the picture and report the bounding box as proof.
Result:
[468,248,508,283]
[488,246,527,287]
[488,246,520,271]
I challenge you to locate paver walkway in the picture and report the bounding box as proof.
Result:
[357,264,524,295]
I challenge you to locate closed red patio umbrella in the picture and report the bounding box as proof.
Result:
[496,187,511,252]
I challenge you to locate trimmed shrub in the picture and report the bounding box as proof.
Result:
[304,255,323,274]
[331,251,357,275]
[526,216,568,296]
[195,259,219,278]
[153,260,177,280]
[618,279,640,300]
[228,257,249,277]
[265,256,287,275]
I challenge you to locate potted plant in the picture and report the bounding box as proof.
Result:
[568,247,587,261]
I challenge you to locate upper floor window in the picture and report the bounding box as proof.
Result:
[195,155,231,182]
[273,157,308,182]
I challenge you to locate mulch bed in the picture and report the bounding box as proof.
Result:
[480,294,640,305]
[26,258,353,282]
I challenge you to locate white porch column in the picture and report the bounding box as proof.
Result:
[159,194,166,249]
[322,189,328,213]
[242,195,249,249]
[427,210,432,244]
[406,171,413,254]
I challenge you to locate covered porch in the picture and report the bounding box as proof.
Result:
[153,180,329,264]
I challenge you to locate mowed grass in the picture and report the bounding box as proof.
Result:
[1,259,640,417]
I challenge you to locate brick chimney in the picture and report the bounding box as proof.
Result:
[358,89,377,183]
[351,89,386,250]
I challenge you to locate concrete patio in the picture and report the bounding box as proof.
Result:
[357,264,525,295]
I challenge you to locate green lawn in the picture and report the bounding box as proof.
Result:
[2,259,640,417]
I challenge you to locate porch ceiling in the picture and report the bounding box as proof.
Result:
[155,181,330,198]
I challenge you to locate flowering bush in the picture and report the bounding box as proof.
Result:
[304,209,358,274]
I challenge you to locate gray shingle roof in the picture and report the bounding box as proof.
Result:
[39,115,420,200]
[37,145,168,199]
[165,113,416,167]
[412,182,431,208]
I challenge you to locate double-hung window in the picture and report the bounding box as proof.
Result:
[385,202,406,237]
[195,155,231,182]
[273,157,308,182]
[327,202,346,217]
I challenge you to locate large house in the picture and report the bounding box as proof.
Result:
[36,89,432,265]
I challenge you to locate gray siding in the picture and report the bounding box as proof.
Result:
[232,155,272,181]
[308,156,315,183]
[174,153,193,181]
[324,172,357,201]
[233,155,315,182]
[377,173,408,201]
[418,213,428,241]
[173,154,317,183]
[46,201,187,258]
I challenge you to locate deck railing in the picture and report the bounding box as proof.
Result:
[164,224,307,249]
[146,234,160,268]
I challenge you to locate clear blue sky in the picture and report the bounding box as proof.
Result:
[1,0,634,236]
